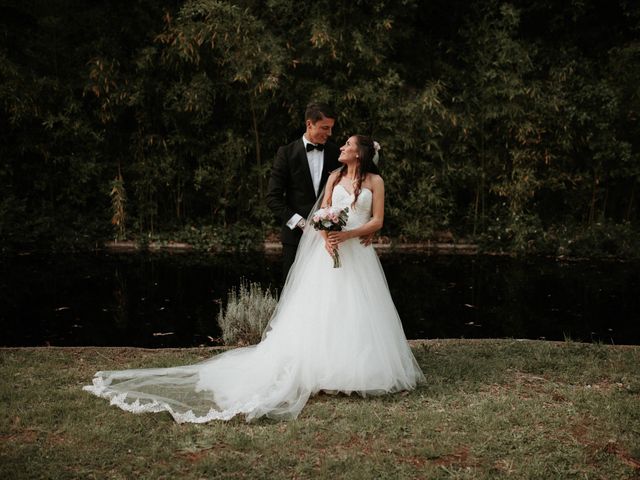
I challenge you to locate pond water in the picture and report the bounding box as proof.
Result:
[2,252,639,347]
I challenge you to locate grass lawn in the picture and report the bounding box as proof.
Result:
[1,339,639,479]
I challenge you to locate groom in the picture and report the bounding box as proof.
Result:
[267,103,341,281]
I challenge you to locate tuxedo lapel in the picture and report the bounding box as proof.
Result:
[319,158,335,192]
[319,143,341,193]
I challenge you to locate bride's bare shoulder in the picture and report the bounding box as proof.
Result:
[364,173,384,190]
[327,169,343,184]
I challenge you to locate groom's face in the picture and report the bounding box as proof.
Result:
[306,116,335,145]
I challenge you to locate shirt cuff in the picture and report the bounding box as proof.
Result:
[286,213,304,230]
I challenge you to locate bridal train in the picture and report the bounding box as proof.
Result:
[84,183,424,422]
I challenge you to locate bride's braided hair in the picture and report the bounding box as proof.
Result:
[337,135,380,206]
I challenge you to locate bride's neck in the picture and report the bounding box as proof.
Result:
[345,165,358,179]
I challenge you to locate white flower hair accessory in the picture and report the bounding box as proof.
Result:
[372,141,381,166]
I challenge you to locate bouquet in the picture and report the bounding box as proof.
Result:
[310,206,349,268]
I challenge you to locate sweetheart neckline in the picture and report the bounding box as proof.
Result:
[334,184,373,196]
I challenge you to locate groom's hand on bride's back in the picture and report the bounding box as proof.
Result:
[359,233,375,247]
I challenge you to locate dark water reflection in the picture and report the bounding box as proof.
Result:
[1,252,639,347]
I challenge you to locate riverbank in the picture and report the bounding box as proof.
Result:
[2,339,638,478]
[103,240,481,255]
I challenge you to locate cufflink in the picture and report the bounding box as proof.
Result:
[298,219,306,229]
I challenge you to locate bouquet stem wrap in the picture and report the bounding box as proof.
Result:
[331,248,341,268]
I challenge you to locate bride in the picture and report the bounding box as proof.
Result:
[84,134,425,422]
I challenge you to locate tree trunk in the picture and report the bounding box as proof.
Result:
[626,183,635,221]
[249,95,263,200]
[588,174,599,226]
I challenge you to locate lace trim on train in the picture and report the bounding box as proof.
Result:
[83,375,262,423]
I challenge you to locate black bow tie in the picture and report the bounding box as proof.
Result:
[306,143,325,152]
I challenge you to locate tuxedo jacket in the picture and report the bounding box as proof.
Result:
[266,138,341,246]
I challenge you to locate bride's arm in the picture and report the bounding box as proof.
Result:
[328,176,384,245]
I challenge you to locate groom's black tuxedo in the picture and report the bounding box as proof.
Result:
[267,138,341,247]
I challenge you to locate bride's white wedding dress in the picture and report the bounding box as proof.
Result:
[84,184,425,422]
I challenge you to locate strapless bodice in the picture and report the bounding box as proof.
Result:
[332,184,373,230]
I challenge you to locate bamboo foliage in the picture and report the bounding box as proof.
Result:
[0,0,639,256]
[110,173,127,241]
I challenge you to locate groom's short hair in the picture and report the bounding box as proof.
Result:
[305,103,335,123]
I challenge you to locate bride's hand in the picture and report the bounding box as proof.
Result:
[327,231,350,245]
[324,239,339,257]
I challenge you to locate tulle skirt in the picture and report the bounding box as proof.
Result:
[84,236,425,422]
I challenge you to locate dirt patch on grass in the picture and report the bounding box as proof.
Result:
[430,446,476,468]
[603,441,640,470]
[1,429,38,444]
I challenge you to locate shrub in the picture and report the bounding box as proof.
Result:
[217,280,278,346]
